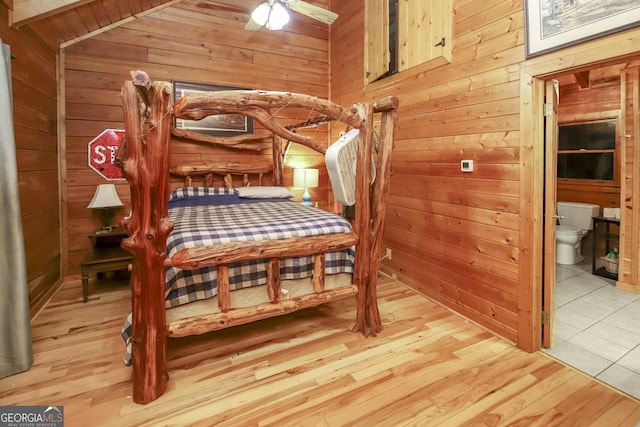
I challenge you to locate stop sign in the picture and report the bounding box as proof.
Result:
[88,129,126,180]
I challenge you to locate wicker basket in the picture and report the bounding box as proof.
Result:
[601,256,619,274]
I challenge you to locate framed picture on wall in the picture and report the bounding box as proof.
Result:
[524,0,640,58]
[173,81,253,136]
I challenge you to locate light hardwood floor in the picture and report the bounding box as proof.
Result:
[2,276,640,426]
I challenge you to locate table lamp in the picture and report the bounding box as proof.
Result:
[293,168,319,206]
[87,183,123,231]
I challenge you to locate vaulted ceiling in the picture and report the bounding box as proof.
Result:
[9,0,267,50]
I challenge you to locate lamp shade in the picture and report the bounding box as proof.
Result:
[251,2,270,25]
[87,184,123,209]
[293,168,319,189]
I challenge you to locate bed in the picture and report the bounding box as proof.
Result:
[118,70,398,404]
[121,186,356,364]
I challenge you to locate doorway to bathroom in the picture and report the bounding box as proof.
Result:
[542,64,626,349]
[540,64,640,399]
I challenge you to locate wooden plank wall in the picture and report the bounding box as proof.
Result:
[331,0,523,343]
[619,68,639,292]
[0,3,60,313]
[329,0,640,348]
[62,0,333,276]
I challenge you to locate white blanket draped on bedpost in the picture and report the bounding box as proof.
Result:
[0,40,33,379]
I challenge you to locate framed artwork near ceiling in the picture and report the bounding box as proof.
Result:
[173,81,253,136]
[524,0,640,58]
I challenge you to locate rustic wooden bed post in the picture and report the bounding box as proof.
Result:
[351,97,399,337]
[272,134,284,186]
[119,70,174,404]
[351,102,379,336]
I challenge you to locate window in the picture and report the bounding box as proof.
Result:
[365,0,452,84]
[557,120,616,181]
[388,0,399,78]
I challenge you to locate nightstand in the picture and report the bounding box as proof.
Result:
[80,227,132,302]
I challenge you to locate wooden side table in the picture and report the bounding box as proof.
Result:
[80,227,132,302]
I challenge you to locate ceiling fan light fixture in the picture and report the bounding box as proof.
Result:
[251,1,290,30]
[251,3,271,26]
[266,3,289,30]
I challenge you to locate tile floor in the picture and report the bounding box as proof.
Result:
[543,257,640,400]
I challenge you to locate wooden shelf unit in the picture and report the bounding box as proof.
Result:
[591,216,620,281]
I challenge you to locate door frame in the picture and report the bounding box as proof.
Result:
[542,80,558,348]
[522,55,638,352]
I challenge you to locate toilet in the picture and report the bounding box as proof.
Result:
[556,201,600,265]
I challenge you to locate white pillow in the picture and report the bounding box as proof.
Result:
[235,186,294,199]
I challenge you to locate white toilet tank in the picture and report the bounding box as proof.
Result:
[557,201,600,230]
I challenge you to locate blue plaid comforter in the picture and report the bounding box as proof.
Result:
[165,189,354,306]
[122,187,354,365]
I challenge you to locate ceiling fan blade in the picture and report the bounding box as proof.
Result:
[245,17,262,30]
[284,0,338,25]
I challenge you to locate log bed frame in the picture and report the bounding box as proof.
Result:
[118,70,399,404]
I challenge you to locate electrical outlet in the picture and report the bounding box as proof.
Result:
[385,248,392,260]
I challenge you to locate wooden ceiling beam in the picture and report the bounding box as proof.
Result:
[11,0,94,26]
[573,71,590,89]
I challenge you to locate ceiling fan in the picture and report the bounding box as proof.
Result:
[245,0,338,31]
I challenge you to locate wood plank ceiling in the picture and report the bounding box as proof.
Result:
[12,0,254,50]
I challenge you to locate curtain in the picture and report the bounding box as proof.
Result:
[0,40,33,378]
